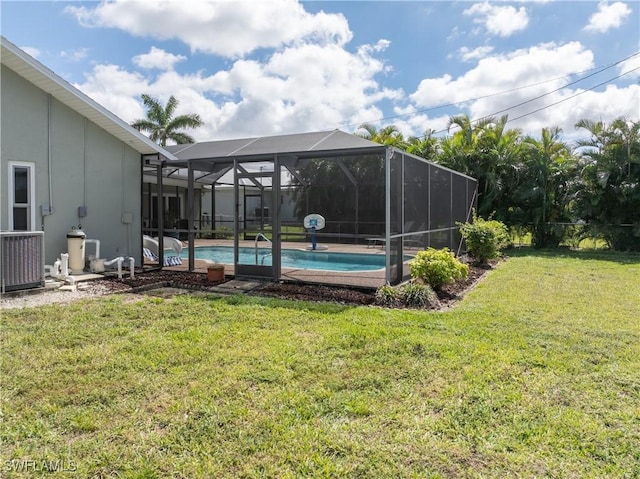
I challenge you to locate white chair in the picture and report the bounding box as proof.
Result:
[143,235,183,266]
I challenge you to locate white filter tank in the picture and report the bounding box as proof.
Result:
[67,227,86,274]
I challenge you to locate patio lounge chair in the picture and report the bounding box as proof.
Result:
[143,235,183,266]
[366,237,386,248]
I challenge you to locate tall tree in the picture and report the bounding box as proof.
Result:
[356,123,408,149]
[517,127,575,247]
[573,117,640,250]
[406,129,440,162]
[439,114,523,220]
[131,94,203,146]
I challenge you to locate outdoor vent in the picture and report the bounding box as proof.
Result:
[1,231,45,293]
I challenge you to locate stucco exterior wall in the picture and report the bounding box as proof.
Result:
[1,65,142,265]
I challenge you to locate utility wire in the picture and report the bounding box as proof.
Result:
[472,56,638,125]
[434,66,640,136]
[343,50,640,132]
[505,66,640,125]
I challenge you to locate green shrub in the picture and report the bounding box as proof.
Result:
[214,226,233,239]
[458,214,510,263]
[375,282,439,309]
[375,284,402,307]
[401,281,437,308]
[409,247,469,290]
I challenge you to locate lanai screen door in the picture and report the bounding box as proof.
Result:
[233,159,281,280]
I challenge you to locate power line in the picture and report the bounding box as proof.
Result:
[342,49,640,132]
[473,55,638,124]
[505,66,640,125]
[431,66,640,137]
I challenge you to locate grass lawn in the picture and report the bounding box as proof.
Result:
[1,249,639,478]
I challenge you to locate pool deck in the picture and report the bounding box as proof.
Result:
[148,239,408,289]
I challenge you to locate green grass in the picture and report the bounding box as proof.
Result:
[1,250,639,478]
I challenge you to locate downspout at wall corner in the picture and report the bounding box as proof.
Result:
[47,93,53,215]
[83,117,88,210]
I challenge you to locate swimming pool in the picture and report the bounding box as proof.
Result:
[186,246,389,272]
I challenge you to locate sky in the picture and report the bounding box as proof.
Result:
[1,0,639,144]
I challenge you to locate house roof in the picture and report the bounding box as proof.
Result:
[164,129,386,165]
[1,36,177,161]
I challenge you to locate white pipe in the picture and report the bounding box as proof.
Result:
[104,256,124,279]
[47,257,75,286]
[60,253,69,277]
[85,239,100,260]
[127,257,135,279]
[49,259,61,278]
[104,256,134,279]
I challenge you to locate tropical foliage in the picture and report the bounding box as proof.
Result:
[353,115,640,251]
[458,213,510,263]
[571,118,640,250]
[409,247,469,289]
[132,94,203,146]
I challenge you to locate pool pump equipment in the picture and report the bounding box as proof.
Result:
[67,226,86,274]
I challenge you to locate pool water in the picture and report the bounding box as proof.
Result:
[186,246,389,272]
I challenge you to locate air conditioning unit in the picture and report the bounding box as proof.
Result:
[1,231,45,293]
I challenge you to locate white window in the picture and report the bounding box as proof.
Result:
[8,161,36,231]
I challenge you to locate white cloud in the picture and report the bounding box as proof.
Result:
[389,105,450,140]
[411,42,594,108]
[458,46,495,62]
[618,53,640,79]
[73,38,400,140]
[584,1,632,33]
[464,2,529,37]
[65,0,352,58]
[74,64,151,123]
[20,46,40,59]
[65,0,393,139]
[60,48,89,62]
[407,42,639,138]
[133,47,186,70]
[447,26,463,42]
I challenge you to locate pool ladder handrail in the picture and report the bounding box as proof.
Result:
[254,233,272,265]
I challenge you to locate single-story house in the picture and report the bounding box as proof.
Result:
[2,35,477,290]
[1,36,176,286]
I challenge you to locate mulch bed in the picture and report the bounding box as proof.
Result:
[96,260,495,310]
[258,282,377,305]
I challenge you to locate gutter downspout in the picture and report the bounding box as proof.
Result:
[47,94,54,221]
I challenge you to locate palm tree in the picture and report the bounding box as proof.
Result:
[131,94,203,146]
[406,129,439,161]
[356,123,407,149]
[574,118,608,153]
[610,117,640,178]
[440,114,523,219]
[519,127,574,247]
[574,118,640,250]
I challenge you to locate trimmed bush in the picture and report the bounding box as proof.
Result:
[375,282,439,309]
[401,281,437,308]
[375,284,402,307]
[458,214,510,263]
[409,247,469,290]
